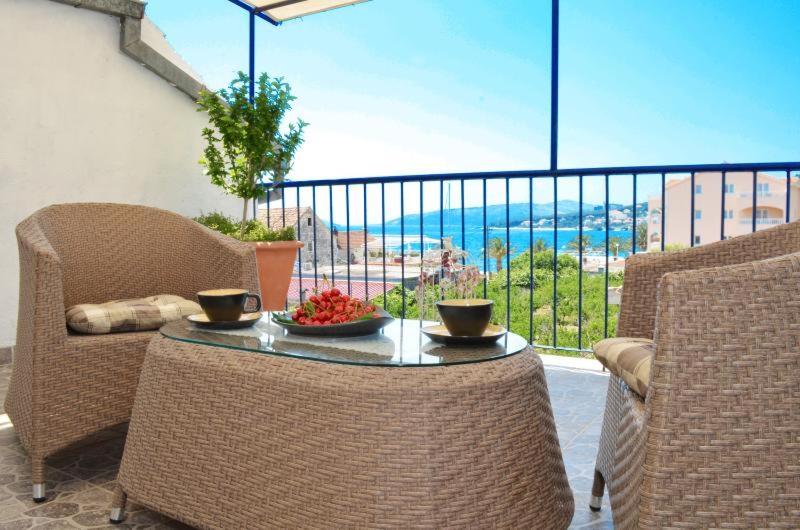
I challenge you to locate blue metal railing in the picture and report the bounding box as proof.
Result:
[263,161,800,353]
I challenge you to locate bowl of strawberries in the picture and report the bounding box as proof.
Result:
[271,287,394,337]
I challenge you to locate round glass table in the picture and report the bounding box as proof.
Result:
[159,316,528,367]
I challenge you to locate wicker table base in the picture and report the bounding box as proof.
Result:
[111,334,574,529]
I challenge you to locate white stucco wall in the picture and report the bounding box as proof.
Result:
[0,0,241,346]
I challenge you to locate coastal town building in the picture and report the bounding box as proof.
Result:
[257,205,338,265]
[647,171,800,249]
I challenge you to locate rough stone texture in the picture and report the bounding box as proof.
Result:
[0,359,613,528]
[49,0,145,19]
[120,17,205,100]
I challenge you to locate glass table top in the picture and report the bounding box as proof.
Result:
[160,316,528,367]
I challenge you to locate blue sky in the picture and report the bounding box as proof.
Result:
[146,0,799,220]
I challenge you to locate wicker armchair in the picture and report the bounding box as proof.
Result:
[6,203,259,502]
[590,221,800,528]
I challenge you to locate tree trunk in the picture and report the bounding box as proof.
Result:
[240,198,249,239]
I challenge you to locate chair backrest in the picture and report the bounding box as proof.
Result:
[618,220,800,339]
[28,203,211,307]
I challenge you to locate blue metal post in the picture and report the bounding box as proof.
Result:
[248,10,255,103]
[249,9,257,219]
[550,0,559,171]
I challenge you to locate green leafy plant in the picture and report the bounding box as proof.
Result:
[566,234,591,253]
[197,71,307,238]
[485,237,511,273]
[194,212,295,242]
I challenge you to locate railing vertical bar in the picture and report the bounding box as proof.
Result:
[552,175,558,348]
[381,182,387,308]
[400,182,406,318]
[690,171,696,247]
[363,184,368,300]
[460,179,466,266]
[721,171,727,241]
[528,176,534,344]
[345,184,351,296]
[752,171,757,232]
[328,185,335,287]
[632,174,637,254]
[439,179,444,299]
[482,179,488,298]
[604,174,609,339]
[578,175,584,350]
[281,192,286,228]
[505,176,511,332]
[660,172,666,251]
[420,180,425,317]
[312,186,318,291]
[296,187,303,301]
[786,170,792,223]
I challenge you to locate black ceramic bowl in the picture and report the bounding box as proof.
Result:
[435,299,494,337]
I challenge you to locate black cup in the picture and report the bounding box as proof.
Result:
[197,289,261,322]
[435,299,493,337]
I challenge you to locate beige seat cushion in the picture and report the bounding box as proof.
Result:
[66,295,201,334]
[593,337,655,398]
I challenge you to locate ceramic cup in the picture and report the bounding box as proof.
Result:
[435,299,494,337]
[197,289,261,322]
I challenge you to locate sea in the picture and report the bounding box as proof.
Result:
[361,223,633,271]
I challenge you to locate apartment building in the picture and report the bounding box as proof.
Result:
[647,171,800,249]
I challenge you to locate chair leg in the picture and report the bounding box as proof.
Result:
[590,469,605,511]
[109,486,128,524]
[31,457,46,503]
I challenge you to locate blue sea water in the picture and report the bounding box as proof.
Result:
[364,224,633,271]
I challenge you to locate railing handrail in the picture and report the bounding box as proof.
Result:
[271,161,800,189]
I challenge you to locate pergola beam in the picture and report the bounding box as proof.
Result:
[254,0,307,14]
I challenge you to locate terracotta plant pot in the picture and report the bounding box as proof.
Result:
[254,241,304,311]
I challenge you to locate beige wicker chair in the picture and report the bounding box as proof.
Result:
[590,221,800,528]
[6,203,259,502]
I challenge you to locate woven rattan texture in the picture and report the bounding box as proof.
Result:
[116,337,574,529]
[5,203,259,487]
[593,221,800,528]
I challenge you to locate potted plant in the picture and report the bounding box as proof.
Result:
[197,72,307,310]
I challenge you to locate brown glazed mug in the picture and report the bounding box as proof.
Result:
[197,289,262,322]
[435,299,494,337]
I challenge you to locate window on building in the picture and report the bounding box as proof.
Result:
[695,210,702,220]
[307,217,312,226]
[695,184,702,194]
[725,183,734,194]
[756,208,769,219]
[756,183,770,195]
[694,235,701,245]
[724,209,734,219]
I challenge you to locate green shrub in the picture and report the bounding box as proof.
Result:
[374,256,623,357]
[194,212,295,242]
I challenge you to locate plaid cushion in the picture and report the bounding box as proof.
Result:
[593,337,655,398]
[66,295,201,334]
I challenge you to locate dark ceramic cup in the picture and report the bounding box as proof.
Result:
[197,289,261,322]
[435,299,493,337]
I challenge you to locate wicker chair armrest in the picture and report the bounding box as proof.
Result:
[639,252,800,526]
[15,220,68,350]
[618,222,800,338]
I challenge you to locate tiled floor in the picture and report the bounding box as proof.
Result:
[0,356,613,529]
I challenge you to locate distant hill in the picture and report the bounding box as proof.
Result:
[382,200,632,228]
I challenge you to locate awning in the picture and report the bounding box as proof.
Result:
[238,0,368,22]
